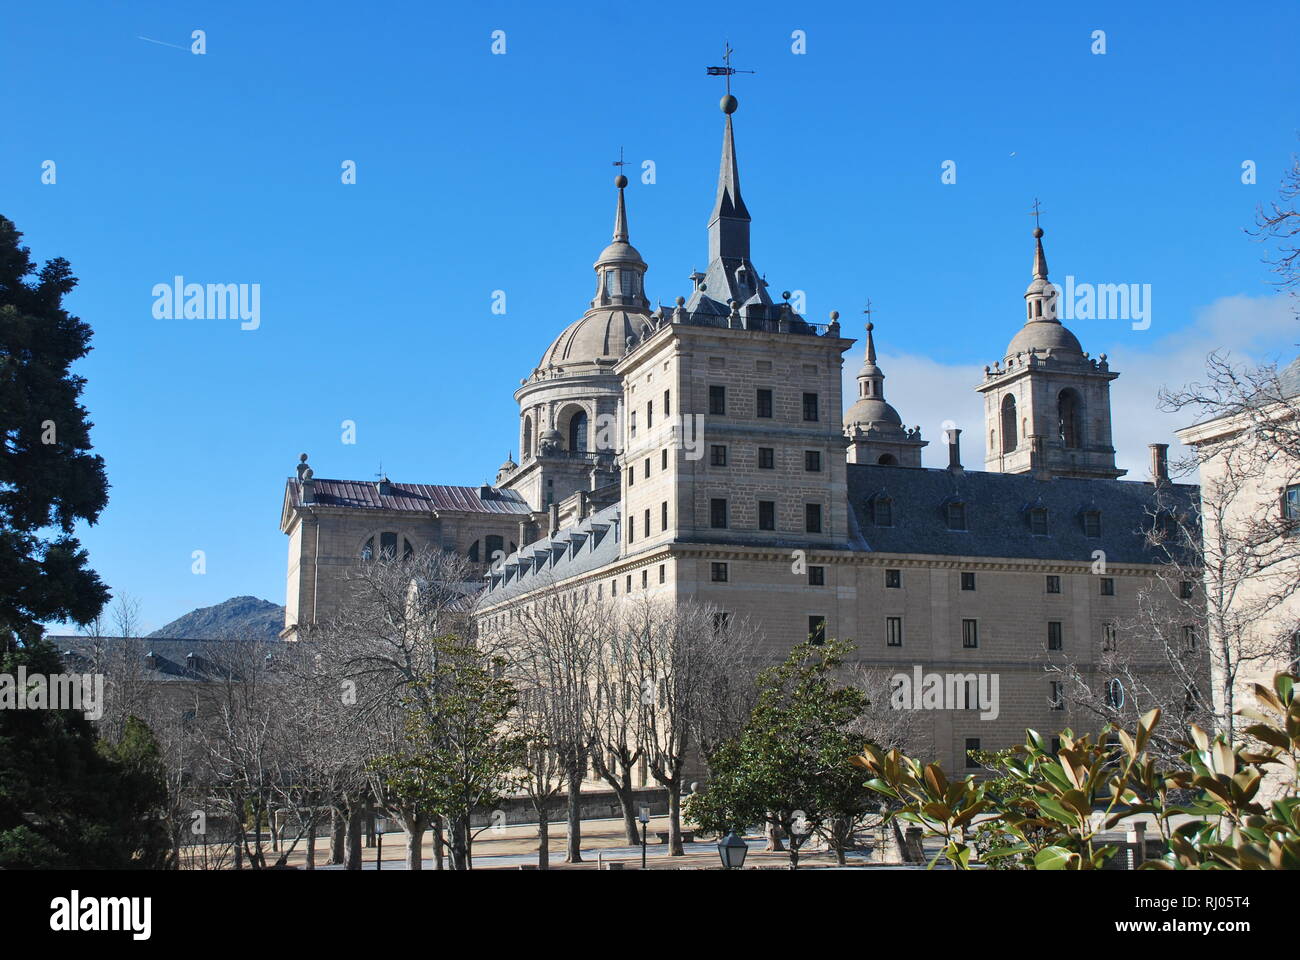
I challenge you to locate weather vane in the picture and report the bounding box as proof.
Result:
[706,42,755,96]
[612,146,626,171]
[1029,197,1045,230]
[863,299,875,325]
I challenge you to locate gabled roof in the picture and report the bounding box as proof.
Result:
[484,503,621,602]
[287,478,532,515]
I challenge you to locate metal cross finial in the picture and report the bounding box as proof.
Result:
[1029,198,1045,229]
[863,299,875,323]
[706,41,756,95]
[612,146,627,170]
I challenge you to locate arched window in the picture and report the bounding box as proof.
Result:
[568,410,588,453]
[361,533,414,562]
[523,416,533,458]
[1000,395,1018,453]
[1058,389,1082,449]
[877,453,897,465]
[485,535,504,566]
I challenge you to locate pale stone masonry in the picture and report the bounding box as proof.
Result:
[280,91,1206,774]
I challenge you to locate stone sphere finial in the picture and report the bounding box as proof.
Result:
[614,174,628,189]
[1033,227,1044,239]
[782,290,791,301]
[299,453,308,462]
[675,295,685,306]
[829,310,839,321]
[721,94,738,114]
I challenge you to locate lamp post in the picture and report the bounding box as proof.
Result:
[638,807,650,869]
[718,830,748,870]
[376,818,382,871]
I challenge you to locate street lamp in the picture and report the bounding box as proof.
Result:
[718,830,748,870]
[638,807,650,869]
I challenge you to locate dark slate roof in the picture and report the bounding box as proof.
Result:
[295,479,532,515]
[46,635,281,683]
[484,503,622,602]
[846,463,1197,565]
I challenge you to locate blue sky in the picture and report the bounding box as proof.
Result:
[4,0,1298,632]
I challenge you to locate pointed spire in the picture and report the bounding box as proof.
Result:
[612,173,629,242]
[708,97,751,263]
[865,321,878,364]
[1032,226,1049,280]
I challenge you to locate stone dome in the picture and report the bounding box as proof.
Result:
[539,308,649,369]
[845,397,905,433]
[595,240,645,267]
[1005,319,1084,359]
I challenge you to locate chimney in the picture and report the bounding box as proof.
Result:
[945,427,963,471]
[578,489,589,519]
[1029,434,1051,481]
[1149,443,1169,484]
[376,476,391,497]
[518,520,531,548]
[548,502,560,537]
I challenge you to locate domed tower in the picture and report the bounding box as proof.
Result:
[845,320,926,466]
[976,222,1123,479]
[501,174,654,511]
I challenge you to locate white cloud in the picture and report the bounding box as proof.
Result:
[843,294,1299,477]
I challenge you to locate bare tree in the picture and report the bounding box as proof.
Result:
[1250,145,1300,311]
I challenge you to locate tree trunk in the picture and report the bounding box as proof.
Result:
[344,806,363,870]
[432,819,445,870]
[564,774,583,863]
[765,819,785,852]
[329,809,345,864]
[405,816,426,871]
[537,809,549,870]
[615,776,640,844]
[666,783,683,856]
[306,816,317,870]
[447,816,470,870]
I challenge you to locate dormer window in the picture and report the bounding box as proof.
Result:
[872,496,894,527]
[1083,510,1102,538]
[946,501,967,531]
[361,532,415,562]
[1029,507,1049,536]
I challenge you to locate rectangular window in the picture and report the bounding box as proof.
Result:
[1084,511,1102,537]
[886,616,903,647]
[960,571,976,591]
[947,502,967,530]
[758,447,775,469]
[711,562,728,583]
[642,569,648,589]
[627,466,634,487]
[804,450,822,472]
[1100,577,1115,596]
[709,385,726,416]
[1179,580,1194,599]
[962,619,978,649]
[885,568,901,589]
[1048,621,1063,650]
[808,616,826,646]
[710,444,728,467]
[802,392,819,422]
[1050,682,1065,711]
[658,564,665,584]
[1030,508,1048,535]
[805,503,822,533]
[965,739,980,768]
[644,508,650,539]
[628,515,634,543]
[630,410,637,438]
[756,388,773,418]
[661,448,668,471]
[710,498,728,529]
[644,457,650,478]
[1046,575,1061,594]
[1182,624,1198,651]
[1102,622,1117,651]
[646,401,653,430]
[664,389,670,417]
[808,565,825,586]
[611,579,617,596]
[873,498,893,527]
[758,500,775,530]
[1284,484,1300,521]
[627,574,632,592]
[661,501,668,531]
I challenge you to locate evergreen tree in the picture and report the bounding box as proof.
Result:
[0,214,109,650]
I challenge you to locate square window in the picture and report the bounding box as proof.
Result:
[808,616,826,646]
[802,392,819,422]
[710,498,728,529]
[965,739,981,768]
[808,565,825,586]
[1048,621,1063,650]
[758,500,775,531]
[1046,575,1061,594]
[758,447,775,469]
[756,388,773,418]
[710,444,728,467]
[960,571,976,591]
[804,450,822,472]
[1100,577,1115,596]
[805,503,822,533]
[886,616,903,646]
[885,568,901,589]
[709,385,726,416]
[711,562,728,583]
[962,619,978,648]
